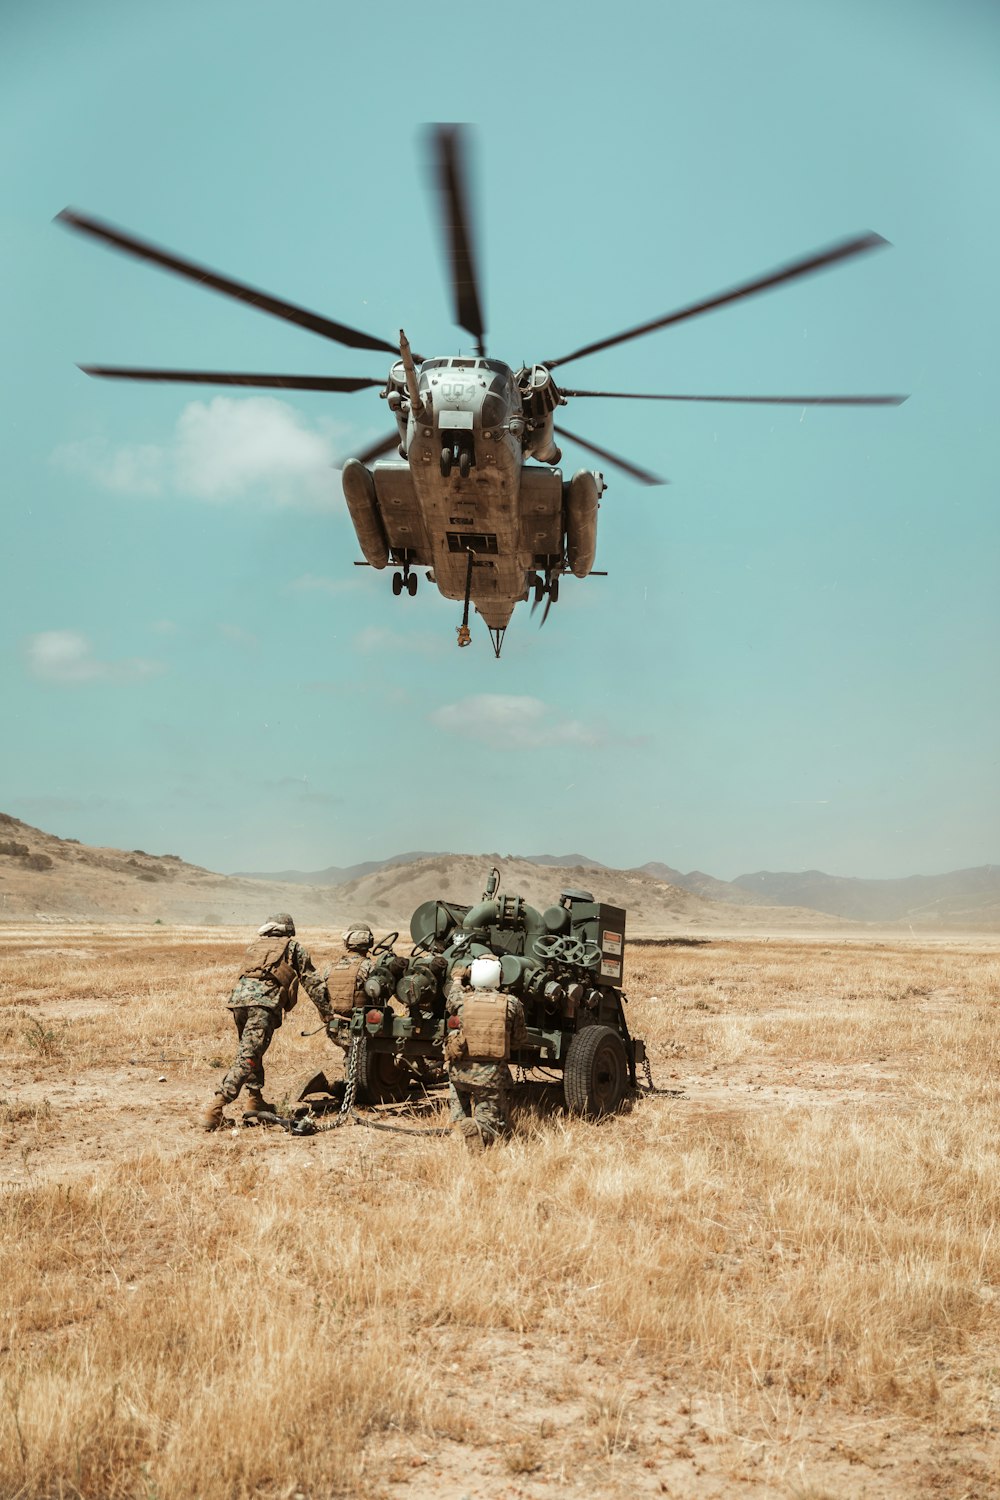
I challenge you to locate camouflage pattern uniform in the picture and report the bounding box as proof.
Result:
[218,920,322,1105]
[312,923,375,1031]
[444,973,527,1146]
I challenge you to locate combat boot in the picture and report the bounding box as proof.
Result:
[243,1091,275,1116]
[458,1119,485,1156]
[200,1093,227,1132]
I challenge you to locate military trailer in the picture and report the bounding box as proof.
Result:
[323,870,644,1117]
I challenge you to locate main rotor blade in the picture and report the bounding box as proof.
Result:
[56,208,400,356]
[79,366,385,392]
[561,388,909,406]
[554,424,667,487]
[546,231,889,369]
[349,430,400,466]
[428,126,487,356]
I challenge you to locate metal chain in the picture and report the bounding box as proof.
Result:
[636,1050,685,1099]
[340,1032,366,1115]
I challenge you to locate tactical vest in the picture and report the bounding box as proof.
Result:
[459,993,511,1062]
[241,937,295,989]
[326,955,363,1015]
[240,936,297,1010]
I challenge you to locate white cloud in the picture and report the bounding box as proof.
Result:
[174,397,338,505]
[24,630,164,685]
[53,397,350,510]
[429,693,601,749]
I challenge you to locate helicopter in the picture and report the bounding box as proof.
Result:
[58,125,907,657]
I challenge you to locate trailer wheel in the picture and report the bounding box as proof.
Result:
[563,1024,629,1118]
[357,1049,410,1104]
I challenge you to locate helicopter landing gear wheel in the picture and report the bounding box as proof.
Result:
[440,445,453,477]
[458,447,472,479]
[548,575,560,604]
[406,573,418,597]
[391,572,403,596]
[533,578,545,608]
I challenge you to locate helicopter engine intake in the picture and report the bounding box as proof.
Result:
[517,365,564,465]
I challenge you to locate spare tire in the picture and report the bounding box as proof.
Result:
[563,1024,629,1117]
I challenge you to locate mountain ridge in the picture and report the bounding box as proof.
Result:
[3,814,998,929]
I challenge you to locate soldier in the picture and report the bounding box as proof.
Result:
[200,912,321,1130]
[312,922,376,1028]
[443,954,527,1154]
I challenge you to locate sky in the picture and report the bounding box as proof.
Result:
[1,0,998,881]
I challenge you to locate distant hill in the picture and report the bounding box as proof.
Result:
[0,812,340,926]
[634,861,760,906]
[232,850,442,887]
[319,854,848,935]
[731,867,1000,925]
[233,851,611,887]
[3,812,996,930]
[518,853,609,870]
[0,814,843,932]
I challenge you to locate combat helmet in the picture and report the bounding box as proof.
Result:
[259,912,295,937]
[343,921,374,953]
[470,955,502,990]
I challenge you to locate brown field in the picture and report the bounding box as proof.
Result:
[2,927,999,1498]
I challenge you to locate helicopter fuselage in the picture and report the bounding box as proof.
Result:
[342,354,602,641]
[59,125,903,657]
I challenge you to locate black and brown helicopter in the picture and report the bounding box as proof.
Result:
[58,126,906,657]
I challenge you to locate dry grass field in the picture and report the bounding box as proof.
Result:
[2,925,999,1498]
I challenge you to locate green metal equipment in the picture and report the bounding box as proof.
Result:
[322,868,644,1118]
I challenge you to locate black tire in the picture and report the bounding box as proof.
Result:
[458,447,471,479]
[440,445,453,476]
[549,576,559,604]
[563,1024,629,1117]
[406,573,418,597]
[357,1047,410,1104]
[392,572,403,596]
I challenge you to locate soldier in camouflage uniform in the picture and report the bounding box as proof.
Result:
[444,955,527,1154]
[199,913,322,1130]
[311,922,376,1031]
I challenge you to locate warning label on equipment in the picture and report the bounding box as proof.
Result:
[602,930,622,956]
[601,957,622,979]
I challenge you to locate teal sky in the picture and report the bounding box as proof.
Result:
[2,0,997,880]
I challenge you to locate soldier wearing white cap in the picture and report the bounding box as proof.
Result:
[443,954,526,1154]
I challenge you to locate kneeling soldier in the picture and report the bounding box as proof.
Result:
[444,954,527,1154]
[200,913,320,1130]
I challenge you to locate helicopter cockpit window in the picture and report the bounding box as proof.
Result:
[451,358,476,368]
[420,358,448,371]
